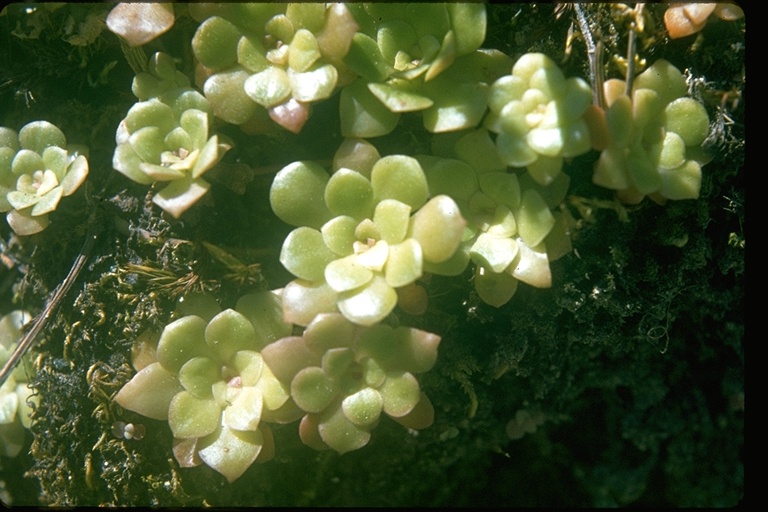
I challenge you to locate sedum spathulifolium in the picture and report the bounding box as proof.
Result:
[586,59,711,204]
[424,128,574,307]
[190,2,358,133]
[0,121,89,235]
[114,291,296,483]
[340,3,513,137]
[270,139,467,327]
[484,52,593,187]
[112,52,232,219]
[261,312,440,454]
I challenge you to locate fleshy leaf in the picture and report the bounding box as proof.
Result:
[470,233,519,274]
[59,155,89,196]
[270,161,332,229]
[391,392,435,429]
[371,155,428,210]
[235,291,293,349]
[318,405,371,454]
[321,216,358,256]
[367,82,433,112]
[373,199,411,244]
[244,67,293,108]
[325,255,374,293]
[321,347,355,380]
[409,195,465,263]
[18,121,66,154]
[384,239,423,288]
[291,366,339,413]
[168,391,220,439]
[156,315,209,374]
[664,97,710,147]
[340,78,399,138]
[231,350,263,387]
[152,177,211,219]
[261,335,321,385]
[475,265,518,307]
[303,312,357,353]
[197,424,264,483]
[658,160,701,200]
[380,371,420,418]
[178,357,219,399]
[223,386,263,431]
[289,64,338,102]
[325,168,374,219]
[337,274,397,326]
[280,227,336,282]
[281,279,339,327]
[191,16,241,70]
[516,189,555,247]
[342,387,383,427]
[114,362,183,420]
[6,209,49,236]
[205,309,257,362]
[509,240,551,288]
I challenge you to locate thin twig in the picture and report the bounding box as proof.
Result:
[574,3,606,109]
[625,28,637,96]
[0,219,100,387]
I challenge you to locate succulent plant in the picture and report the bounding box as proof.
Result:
[0,310,37,457]
[112,52,232,218]
[484,52,593,186]
[663,3,744,39]
[131,51,194,101]
[0,121,89,235]
[189,3,359,133]
[261,312,440,454]
[586,59,712,204]
[270,140,467,326]
[424,128,574,307]
[106,2,175,47]
[339,3,513,137]
[114,291,295,482]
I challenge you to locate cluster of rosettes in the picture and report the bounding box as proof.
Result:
[485,52,593,187]
[262,312,440,454]
[0,310,38,457]
[340,3,509,137]
[115,291,295,482]
[103,4,719,486]
[587,59,711,204]
[189,2,358,133]
[425,128,574,307]
[270,139,466,327]
[0,121,89,235]
[112,52,232,219]
[115,290,441,481]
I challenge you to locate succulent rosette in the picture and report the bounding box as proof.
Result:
[340,3,512,137]
[131,51,194,101]
[0,310,38,457]
[1,121,89,235]
[424,128,574,307]
[114,291,295,482]
[270,140,467,326]
[112,52,232,219]
[484,52,593,187]
[189,2,358,133]
[261,312,440,454]
[587,59,711,204]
